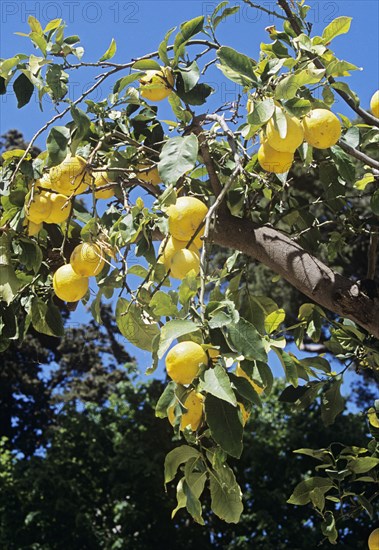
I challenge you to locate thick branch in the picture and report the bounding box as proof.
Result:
[212,213,379,338]
[337,141,379,170]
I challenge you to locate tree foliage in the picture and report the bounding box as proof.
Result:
[1,0,379,539]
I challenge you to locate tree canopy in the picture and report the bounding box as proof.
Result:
[0,0,378,542]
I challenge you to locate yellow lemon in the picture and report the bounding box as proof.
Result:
[236,364,264,395]
[93,171,115,199]
[370,90,379,118]
[35,174,52,190]
[167,196,208,243]
[70,243,105,277]
[302,109,341,149]
[53,264,89,302]
[26,220,43,236]
[25,192,53,224]
[265,113,304,152]
[258,142,294,174]
[158,236,199,270]
[170,248,200,280]
[180,391,204,431]
[49,155,88,196]
[45,193,71,224]
[207,347,220,365]
[238,403,250,426]
[166,341,208,385]
[368,528,379,550]
[246,97,254,114]
[139,67,174,102]
[136,164,161,186]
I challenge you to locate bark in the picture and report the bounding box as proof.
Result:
[211,213,379,338]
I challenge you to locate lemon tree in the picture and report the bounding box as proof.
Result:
[1,1,379,540]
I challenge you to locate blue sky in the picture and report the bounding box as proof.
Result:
[1,1,379,390]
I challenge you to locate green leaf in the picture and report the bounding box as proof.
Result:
[264,308,285,334]
[30,299,64,337]
[46,65,68,101]
[158,135,198,185]
[331,81,359,105]
[205,395,243,458]
[99,38,117,62]
[44,19,62,33]
[321,377,345,427]
[115,298,160,352]
[183,481,204,525]
[164,445,200,483]
[113,72,145,94]
[177,61,199,93]
[224,318,267,363]
[275,68,325,100]
[213,6,240,30]
[46,126,70,166]
[132,59,162,71]
[248,98,275,126]
[174,16,204,61]
[28,15,43,34]
[321,16,352,44]
[13,73,34,108]
[321,511,338,544]
[348,457,379,474]
[158,27,176,65]
[70,105,91,143]
[0,235,22,304]
[273,350,298,387]
[149,291,179,317]
[175,82,213,106]
[199,364,237,406]
[229,373,262,407]
[158,319,200,358]
[155,381,176,418]
[287,477,334,505]
[209,463,243,523]
[217,46,257,85]
[283,98,312,118]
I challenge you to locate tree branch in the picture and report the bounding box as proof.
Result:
[337,141,379,170]
[212,213,379,338]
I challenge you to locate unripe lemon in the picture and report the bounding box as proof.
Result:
[45,193,71,224]
[370,90,379,118]
[139,67,174,102]
[265,113,304,152]
[369,528,379,550]
[25,192,53,224]
[166,341,208,385]
[49,155,88,196]
[93,171,115,199]
[302,109,341,149]
[236,364,264,395]
[158,236,199,270]
[238,403,250,426]
[258,142,294,174]
[167,197,208,243]
[136,164,161,186]
[26,220,42,236]
[53,264,89,302]
[170,248,200,279]
[70,243,105,277]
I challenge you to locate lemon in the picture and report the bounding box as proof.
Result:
[302,109,341,149]
[158,236,199,270]
[49,155,88,196]
[136,164,161,186]
[369,528,379,550]
[139,67,174,102]
[238,403,250,426]
[265,113,304,152]
[370,90,379,118]
[168,391,204,431]
[166,341,208,385]
[236,364,264,395]
[258,142,294,174]
[45,193,71,224]
[170,249,200,280]
[25,192,53,224]
[167,196,208,243]
[26,220,42,236]
[93,171,115,199]
[207,347,220,364]
[246,97,254,114]
[53,264,89,302]
[35,174,52,190]
[70,242,105,277]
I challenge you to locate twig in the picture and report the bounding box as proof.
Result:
[367,232,378,280]
[243,0,287,21]
[337,141,379,170]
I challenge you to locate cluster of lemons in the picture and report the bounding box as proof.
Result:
[164,340,264,431]
[24,155,115,236]
[158,196,208,280]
